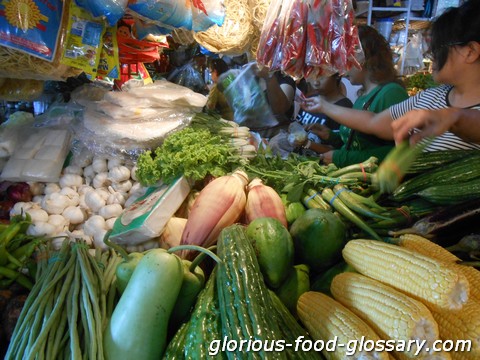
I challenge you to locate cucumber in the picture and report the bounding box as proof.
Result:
[417,178,480,205]
[184,270,226,359]
[392,152,480,201]
[269,291,323,360]
[406,150,478,174]
[217,224,287,360]
[164,322,189,360]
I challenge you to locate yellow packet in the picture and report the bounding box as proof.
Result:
[60,1,105,77]
[97,26,120,80]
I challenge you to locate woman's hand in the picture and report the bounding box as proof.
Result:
[320,151,333,164]
[301,95,327,113]
[391,108,459,145]
[304,123,331,141]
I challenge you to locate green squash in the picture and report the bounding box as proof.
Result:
[310,260,356,295]
[290,208,347,273]
[246,217,295,289]
[274,264,310,316]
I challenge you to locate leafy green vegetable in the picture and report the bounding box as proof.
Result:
[405,72,437,91]
[244,152,361,202]
[136,127,243,186]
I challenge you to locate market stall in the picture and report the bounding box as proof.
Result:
[0,0,479,359]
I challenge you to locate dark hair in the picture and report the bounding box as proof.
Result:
[209,58,229,76]
[429,0,480,70]
[358,25,399,85]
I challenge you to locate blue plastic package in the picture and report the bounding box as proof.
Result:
[75,0,128,26]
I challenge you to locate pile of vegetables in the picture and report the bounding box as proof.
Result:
[9,150,152,252]
[5,241,121,359]
[0,215,49,290]
[0,182,32,220]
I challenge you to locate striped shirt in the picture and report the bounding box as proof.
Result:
[389,85,480,151]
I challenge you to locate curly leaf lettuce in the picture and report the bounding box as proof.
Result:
[136,128,241,186]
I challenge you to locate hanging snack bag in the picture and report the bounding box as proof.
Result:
[60,0,106,78]
[97,25,120,80]
[0,0,64,62]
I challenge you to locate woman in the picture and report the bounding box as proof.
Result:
[250,65,296,139]
[393,108,480,145]
[269,73,352,158]
[296,73,353,155]
[304,25,409,167]
[303,0,480,154]
[205,58,234,120]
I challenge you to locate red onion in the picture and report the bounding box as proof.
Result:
[6,182,32,203]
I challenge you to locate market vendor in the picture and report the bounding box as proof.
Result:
[205,58,234,120]
[302,0,480,155]
[303,25,409,167]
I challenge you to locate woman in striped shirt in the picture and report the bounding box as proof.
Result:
[302,0,480,153]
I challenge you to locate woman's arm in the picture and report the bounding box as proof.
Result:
[302,96,395,140]
[392,108,480,145]
[264,75,295,115]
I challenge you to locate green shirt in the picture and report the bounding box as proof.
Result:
[206,84,234,120]
[329,82,409,167]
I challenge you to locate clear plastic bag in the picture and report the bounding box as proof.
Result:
[220,64,278,129]
[256,0,285,69]
[73,107,192,158]
[191,0,226,31]
[280,0,308,79]
[70,80,207,158]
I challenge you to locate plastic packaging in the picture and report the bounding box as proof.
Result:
[258,0,363,79]
[75,0,128,26]
[0,112,36,158]
[0,120,72,183]
[127,0,193,30]
[220,64,278,129]
[61,0,106,78]
[71,81,207,158]
[127,0,225,32]
[167,61,206,94]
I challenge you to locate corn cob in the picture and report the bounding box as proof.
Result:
[389,234,480,303]
[331,272,442,359]
[297,291,390,360]
[180,170,248,260]
[342,240,470,311]
[430,300,480,360]
[245,178,288,228]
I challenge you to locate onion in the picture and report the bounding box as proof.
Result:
[7,182,32,202]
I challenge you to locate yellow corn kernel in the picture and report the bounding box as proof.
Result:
[297,291,390,360]
[342,240,469,311]
[331,272,441,359]
[430,300,480,360]
[395,234,480,303]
